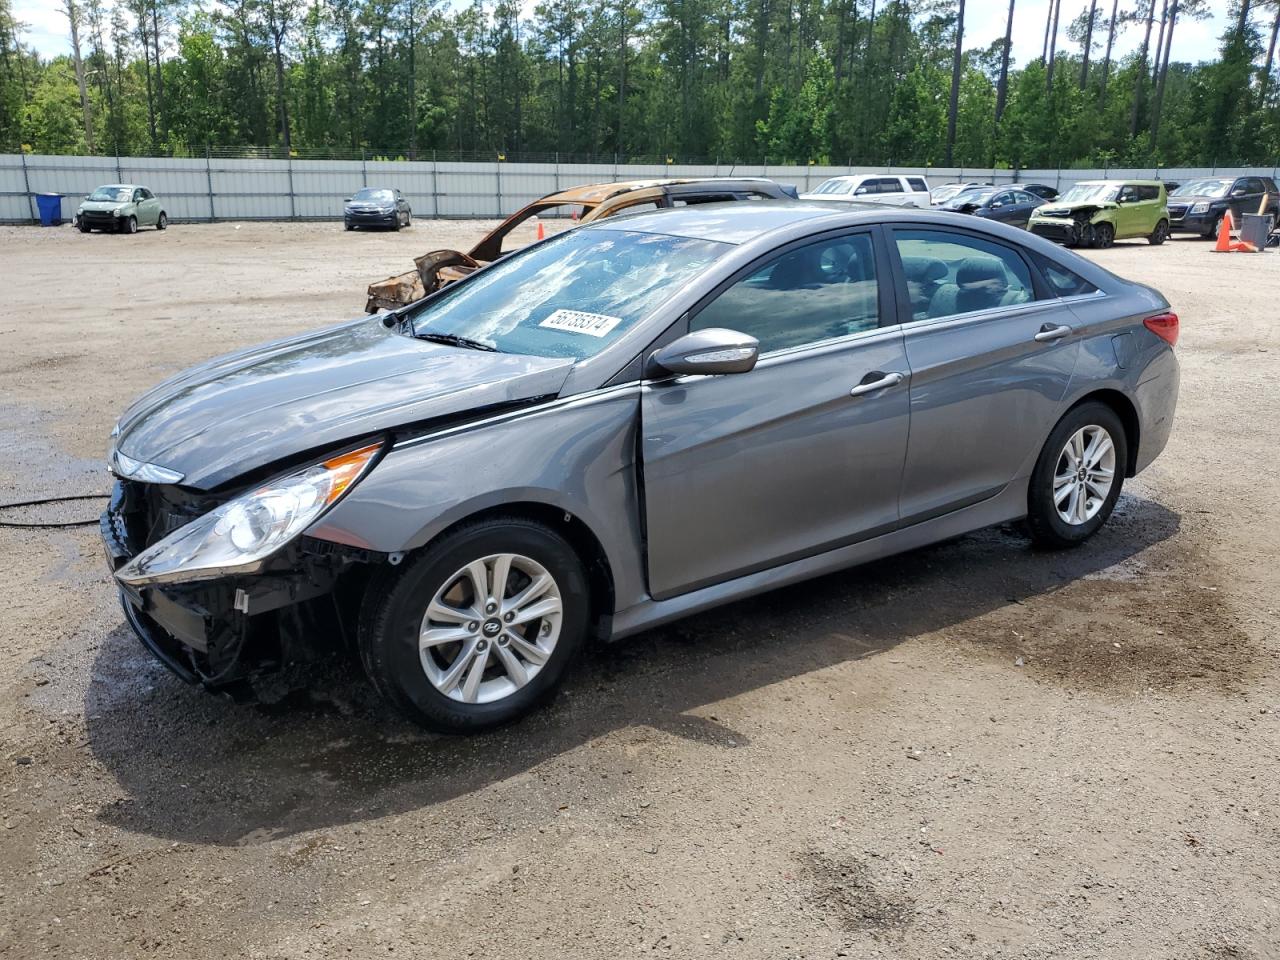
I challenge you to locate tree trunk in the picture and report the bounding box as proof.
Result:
[1129,0,1156,137]
[64,0,95,152]
[995,0,1014,120]
[1045,0,1061,91]
[1150,0,1167,88]
[945,0,964,165]
[1080,0,1097,88]
[273,35,292,153]
[1260,2,1280,104]
[1151,0,1178,144]
[150,0,165,143]
[1100,0,1119,101]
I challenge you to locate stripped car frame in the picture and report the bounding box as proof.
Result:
[364,178,797,312]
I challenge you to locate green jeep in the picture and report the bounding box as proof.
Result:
[1027,180,1169,248]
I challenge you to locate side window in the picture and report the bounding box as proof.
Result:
[893,229,1034,321]
[690,233,880,353]
[853,179,875,196]
[672,194,736,206]
[990,191,1013,206]
[1246,177,1266,194]
[1118,185,1139,203]
[1015,190,1041,204]
[907,177,929,193]
[877,178,903,194]
[1033,253,1099,298]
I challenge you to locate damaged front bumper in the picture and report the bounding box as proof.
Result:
[101,479,377,690]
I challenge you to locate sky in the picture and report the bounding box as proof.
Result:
[10,0,1234,65]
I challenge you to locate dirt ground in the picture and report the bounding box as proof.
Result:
[0,219,1277,960]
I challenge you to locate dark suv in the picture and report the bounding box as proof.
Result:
[1167,176,1279,238]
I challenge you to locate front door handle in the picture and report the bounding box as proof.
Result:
[1034,323,1072,342]
[850,371,905,396]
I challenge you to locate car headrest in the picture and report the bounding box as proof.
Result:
[902,256,947,283]
[956,257,1006,287]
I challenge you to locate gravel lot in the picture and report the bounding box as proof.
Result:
[0,220,1276,960]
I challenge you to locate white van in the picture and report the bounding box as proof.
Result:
[800,173,932,207]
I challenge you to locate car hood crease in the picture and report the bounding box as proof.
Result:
[116,317,575,490]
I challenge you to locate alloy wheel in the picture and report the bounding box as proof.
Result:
[418,553,563,704]
[1053,425,1116,525]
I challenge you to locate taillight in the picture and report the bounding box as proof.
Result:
[1144,312,1179,347]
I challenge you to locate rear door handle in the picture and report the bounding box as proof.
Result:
[1034,323,1072,342]
[850,371,905,396]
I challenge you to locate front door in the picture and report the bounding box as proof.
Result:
[888,226,1081,522]
[641,229,910,599]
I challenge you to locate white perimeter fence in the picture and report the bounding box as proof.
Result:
[4,153,1279,223]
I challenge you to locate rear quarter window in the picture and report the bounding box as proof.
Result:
[1136,185,1160,201]
[906,178,929,193]
[1034,254,1099,297]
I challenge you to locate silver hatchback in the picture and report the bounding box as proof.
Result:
[102,203,1180,731]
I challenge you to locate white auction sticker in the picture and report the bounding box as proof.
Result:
[538,309,624,338]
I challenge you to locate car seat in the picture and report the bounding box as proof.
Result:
[901,256,948,318]
[929,257,1027,316]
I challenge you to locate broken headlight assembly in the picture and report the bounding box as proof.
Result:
[115,442,381,587]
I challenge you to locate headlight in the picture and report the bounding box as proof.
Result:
[113,209,122,217]
[1191,201,1209,214]
[115,442,381,587]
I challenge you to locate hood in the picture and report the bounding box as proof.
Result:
[1038,200,1117,216]
[79,199,131,212]
[1166,193,1221,204]
[115,317,575,490]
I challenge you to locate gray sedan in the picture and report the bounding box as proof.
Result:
[102,203,1180,731]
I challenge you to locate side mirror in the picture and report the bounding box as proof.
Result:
[650,328,759,377]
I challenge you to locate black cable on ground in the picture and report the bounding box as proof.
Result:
[0,494,109,529]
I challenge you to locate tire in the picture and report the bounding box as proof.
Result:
[1206,215,1224,240]
[1148,218,1168,245]
[1092,222,1114,248]
[156,212,167,231]
[77,220,90,233]
[403,210,412,227]
[345,222,355,231]
[1026,401,1128,549]
[126,215,137,235]
[358,517,590,732]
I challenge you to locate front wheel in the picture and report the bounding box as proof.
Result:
[156,212,167,231]
[1026,401,1127,549]
[358,517,590,732]
[126,215,138,235]
[1148,218,1168,245]
[1091,222,1114,248]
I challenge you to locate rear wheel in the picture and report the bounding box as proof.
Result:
[1027,401,1127,549]
[358,517,590,732]
[1148,218,1168,245]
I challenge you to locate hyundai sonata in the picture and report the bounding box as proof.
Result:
[102,202,1179,731]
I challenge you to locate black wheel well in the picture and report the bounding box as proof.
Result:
[421,502,616,640]
[1069,389,1140,476]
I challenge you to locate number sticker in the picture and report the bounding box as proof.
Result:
[538,309,624,338]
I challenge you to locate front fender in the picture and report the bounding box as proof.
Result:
[306,387,649,613]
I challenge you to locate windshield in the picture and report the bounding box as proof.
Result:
[1057,183,1120,204]
[404,228,728,360]
[1170,179,1231,198]
[810,179,855,195]
[353,188,394,203]
[89,186,132,202]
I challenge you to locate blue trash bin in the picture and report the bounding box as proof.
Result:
[35,193,64,227]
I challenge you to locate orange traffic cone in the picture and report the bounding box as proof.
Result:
[1215,210,1235,252]
[536,220,545,240]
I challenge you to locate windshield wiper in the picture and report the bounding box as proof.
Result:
[414,329,499,352]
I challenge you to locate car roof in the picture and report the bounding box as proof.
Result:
[586,199,994,244]
[540,177,779,205]
[1074,179,1165,187]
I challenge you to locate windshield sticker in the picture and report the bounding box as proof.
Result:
[538,309,624,338]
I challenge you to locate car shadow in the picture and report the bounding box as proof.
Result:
[85,496,1180,845]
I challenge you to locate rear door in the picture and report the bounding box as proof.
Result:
[641,228,910,598]
[888,226,1081,522]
